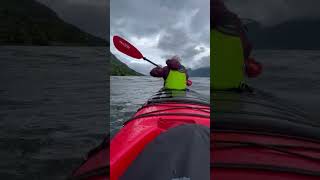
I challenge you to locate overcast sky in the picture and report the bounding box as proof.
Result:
[110,0,210,75]
[37,0,109,39]
[34,0,320,39]
[224,0,320,26]
[34,0,320,74]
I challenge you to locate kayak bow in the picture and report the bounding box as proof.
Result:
[211,89,320,180]
[110,89,210,180]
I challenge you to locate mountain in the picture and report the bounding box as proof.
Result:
[110,54,143,76]
[188,67,210,77]
[0,0,107,46]
[246,19,320,50]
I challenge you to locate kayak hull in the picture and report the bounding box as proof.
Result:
[70,88,320,180]
[211,89,320,180]
[110,90,210,180]
[69,137,109,180]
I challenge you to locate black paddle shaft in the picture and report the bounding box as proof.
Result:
[143,57,160,67]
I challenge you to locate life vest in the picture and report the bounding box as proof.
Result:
[211,28,245,90]
[164,70,187,90]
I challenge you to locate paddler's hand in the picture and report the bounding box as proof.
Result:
[150,66,164,77]
[187,79,192,86]
[245,57,262,78]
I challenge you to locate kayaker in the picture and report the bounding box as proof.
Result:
[150,55,191,90]
[211,0,262,90]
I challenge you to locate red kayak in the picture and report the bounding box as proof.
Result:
[69,88,320,180]
[69,137,109,180]
[69,89,209,180]
[110,89,210,180]
[211,89,320,180]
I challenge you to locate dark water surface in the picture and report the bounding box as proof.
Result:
[250,50,320,122]
[1,47,320,179]
[0,46,108,180]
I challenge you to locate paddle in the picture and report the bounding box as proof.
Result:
[113,35,159,67]
[113,35,192,86]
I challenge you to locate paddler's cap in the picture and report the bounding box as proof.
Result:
[169,55,182,62]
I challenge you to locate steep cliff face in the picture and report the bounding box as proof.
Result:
[246,19,320,50]
[0,0,107,46]
[188,67,210,77]
[110,53,143,76]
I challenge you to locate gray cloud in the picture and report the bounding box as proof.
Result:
[157,28,190,52]
[193,55,210,68]
[36,0,108,39]
[110,0,210,72]
[224,0,320,26]
[157,27,208,67]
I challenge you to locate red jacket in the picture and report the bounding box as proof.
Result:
[150,59,189,80]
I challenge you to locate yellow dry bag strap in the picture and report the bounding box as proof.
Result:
[164,70,187,90]
[211,28,245,90]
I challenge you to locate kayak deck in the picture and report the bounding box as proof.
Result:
[147,89,209,105]
[212,130,320,180]
[110,89,210,180]
[211,89,320,179]
[212,89,320,139]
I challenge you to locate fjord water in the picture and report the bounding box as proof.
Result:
[249,50,320,122]
[110,76,210,136]
[0,46,108,180]
[1,46,320,179]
